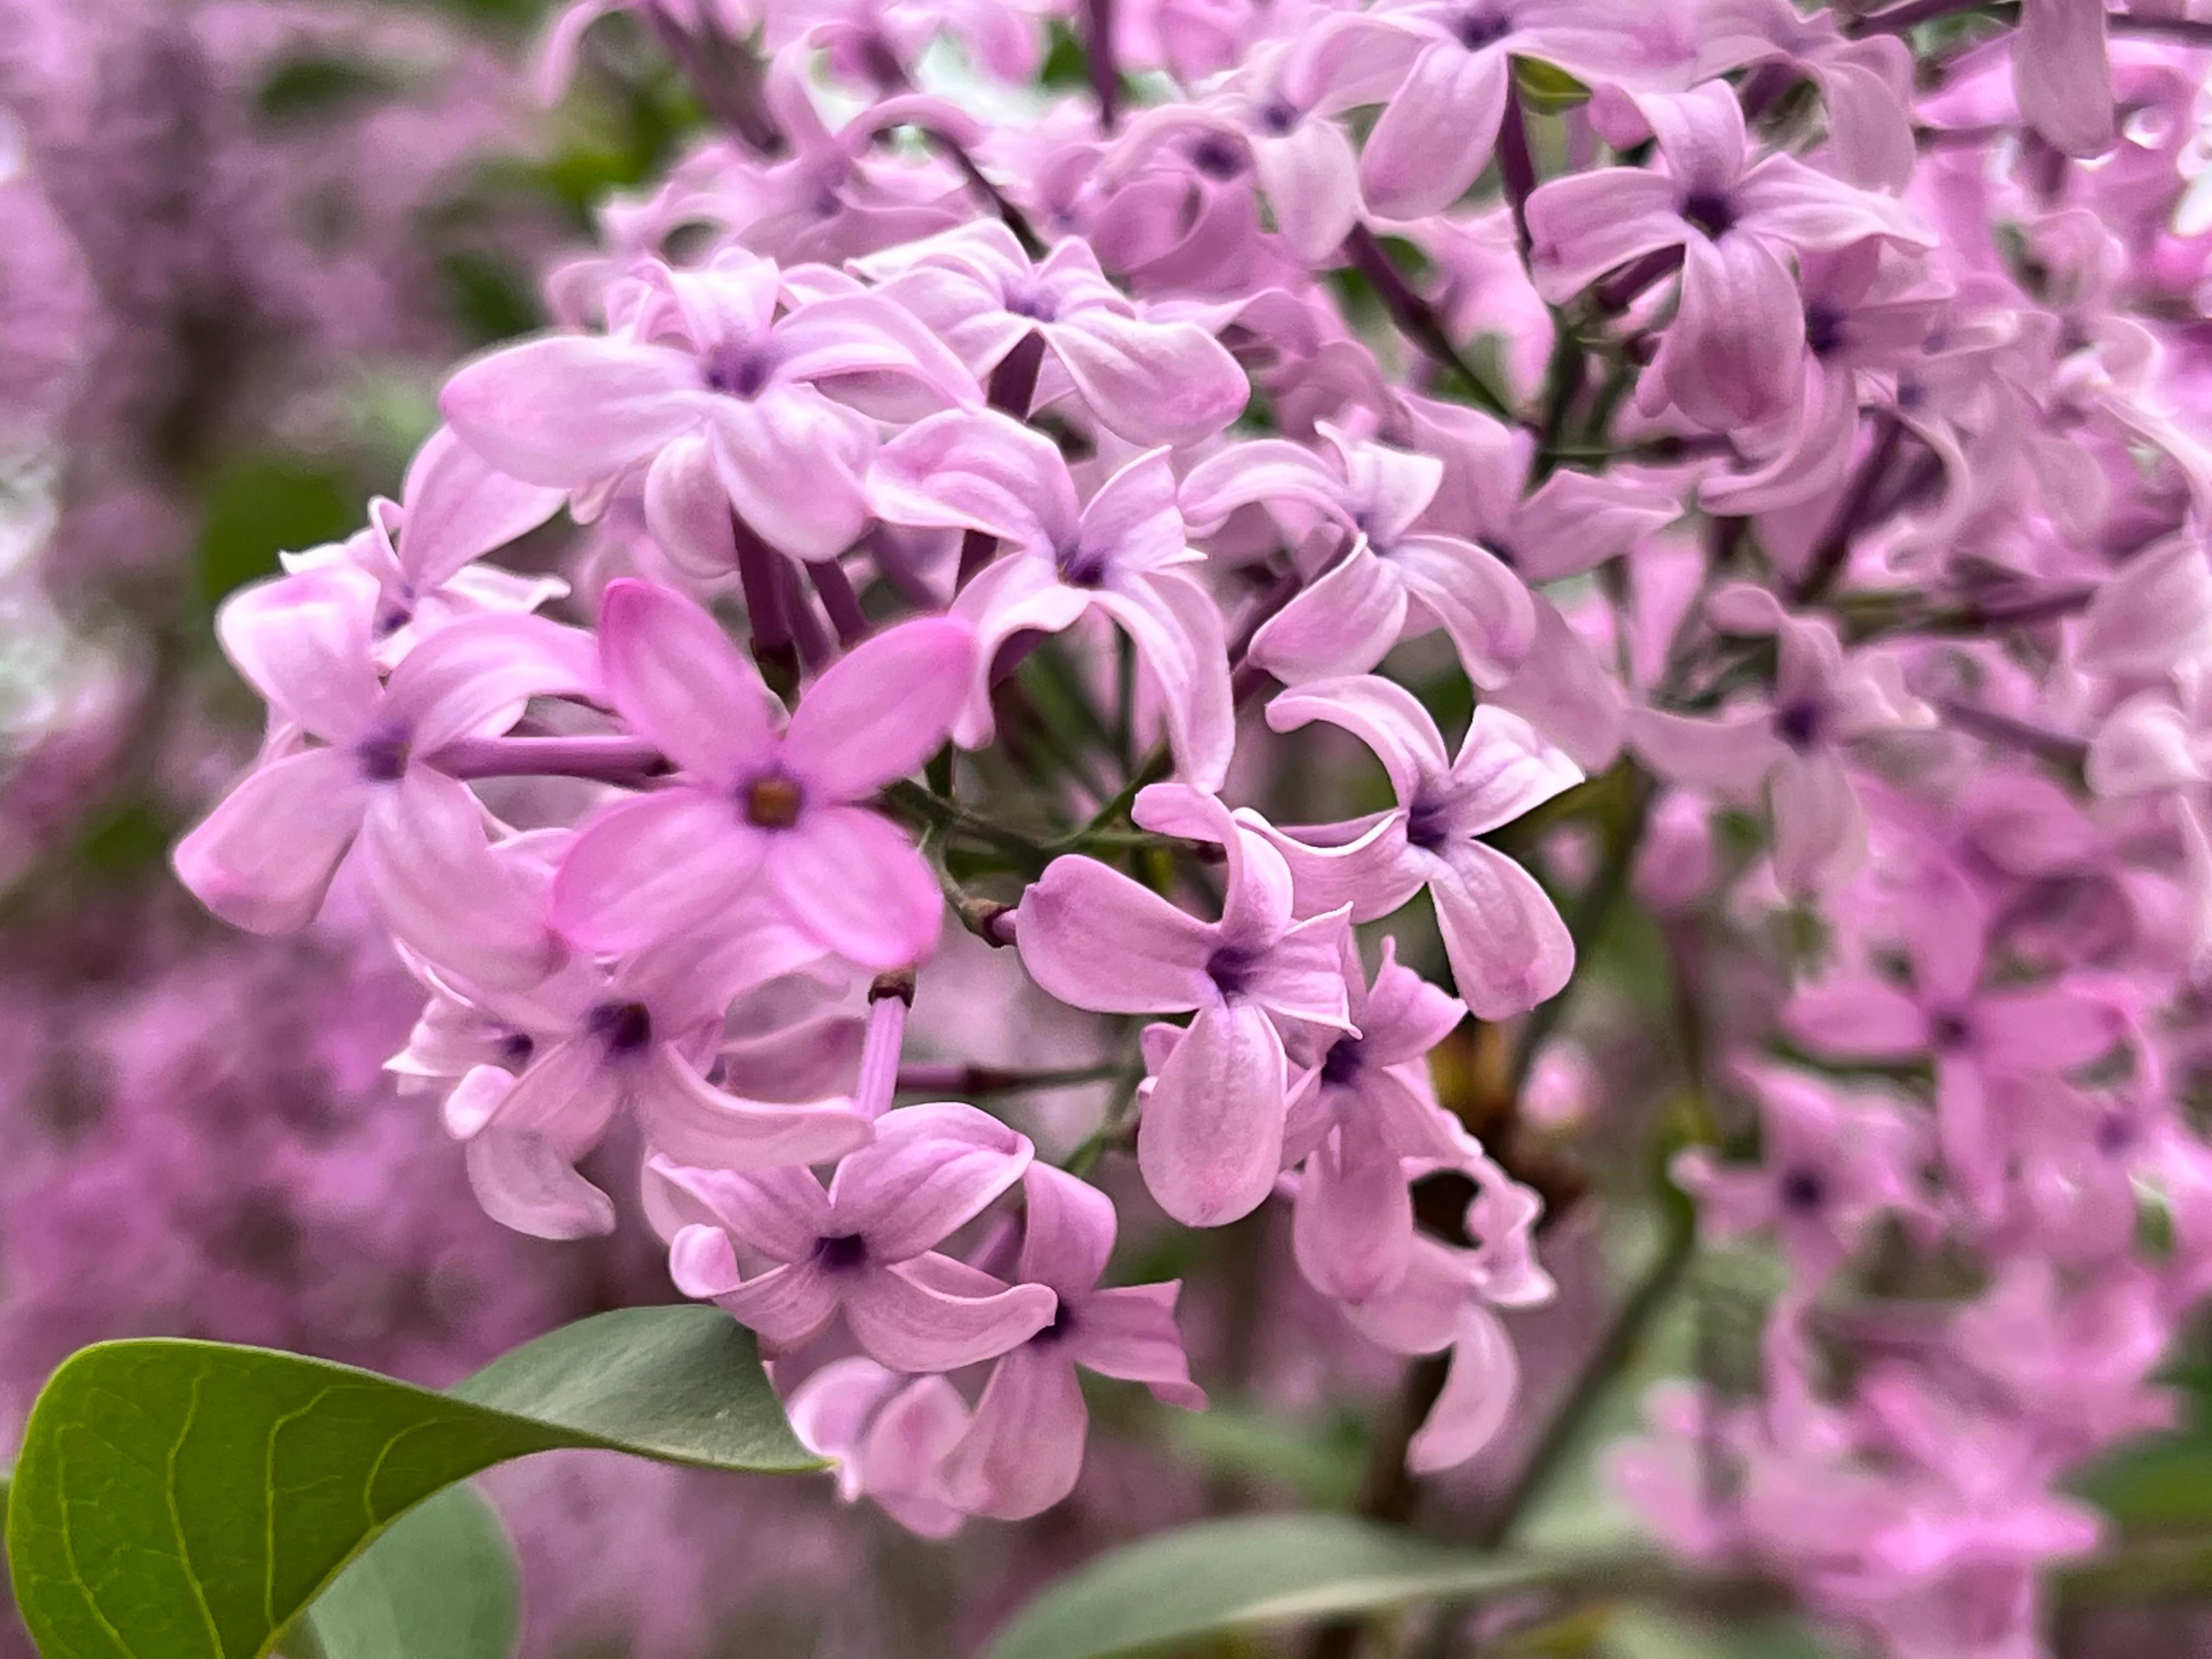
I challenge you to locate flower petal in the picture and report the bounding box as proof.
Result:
[1359,40,1509,221]
[441,335,704,487]
[1265,674,1447,803]
[1065,1283,1207,1408]
[399,425,567,589]
[1138,1001,1289,1227]
[1017,855,1218,1013]
[1247,541,1410,684]
[465,1127,618,1239]
[550,789,767,954]
[598,577,777,783]
[942,1345,1088,1520]
[1294,1126,1414,1302]
[1019,1164,1116,1296]
[1047,311,1249,445]
[782,617,976,801]
[845,1260,1058,1371]
[172,749,370,934]
[634,1047,874,1168]
[764,805,944,969]
[1426,842,1573,1020]
[833,1100,1035,1260]
[1406,1306,1520,1471]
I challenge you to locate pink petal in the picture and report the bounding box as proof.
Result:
[1047,311,1249,445]
[1245,909,1358,1031]
[550,789,768,953]
[1525,168,1685,303]
[1440,706,1583,837]
[1782,978,1930,1060]
[465,1127,618,1239]
[1018,1164,1116,1296]
[399,425,566,588]
[1655,232,1806,432]
[1768,749,1868,896]
[1244,811,1426,925]
[1973,988,2125,1074]
[1178,438,1347,534]
[385,612,599,754]
[669,1223,744,1297]
[764,805,944,969]
[172,748,370,934]
[440,334,705,487]
[707,390,877,562]
[1341,1235,1476,1355]
[216,571,382,744]
[644,437,740,579]
[1017,855,1218,1013]
[1076,449,1189,575]
[832,1100,1034,1259]
[650,1159,833,1262]
[1626,707,1783,797]
[942,1345,1088,1520]
[634,1047,873,1168]
[1392,535,1537,688]
[844,1260,1058,1371]
[1486,599,1626,771]
[868,408,1076,551]
[1253,118,1362,263]
[597,577,777,783]
[360,769,562,990]
[1247,542,1410,684]
[1359,40,1509,221]
[1090,574,1235,792]
[860,1376,975,1538]
[2015,0,2114,157]
[1065,1283,1207,1408]
[714,1260,842,1351]
[1138,1000,1289,1227]
[1265,674,1447,803]
[1808,48,1916,191]
[769,290,984,420]
[1406,1306,1520,1471]
[1426,842,1573,1020]
[782,617,976,800]
[1294,1127,1415,1302]
[1733,153,1932,250]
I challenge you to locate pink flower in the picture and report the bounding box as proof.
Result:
[441,248,979,561]
[943,1166,1204,1520]
[2013,0,2114,159]
[1284,939,1467,1302]
[1016,785,1354,1226]
[869,409,1233,786]
[550,580,974,969]
[1257,675,1579,1018]
[655,1101,1057,1370]
[1526,80,1931,431]
[1180,422,1536,689]
[174,575,597,936]
[787,1357,975,1538]
[859,221,1251,444]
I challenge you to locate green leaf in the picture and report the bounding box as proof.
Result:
[293,1485,517,1659]
[1511,55,1590,114]
[194,455,359,609]
[983,1515,1665,1659]
[1601,1607,1847,1659]
[8,1306,820,1659]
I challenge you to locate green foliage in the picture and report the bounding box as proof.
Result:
[290,1485,518,1659]
[194,455,359,610]
[982,1514,1663,1659]
[7,1307,819,1659]
[253,54,409,126]
[1511,55,1592,115]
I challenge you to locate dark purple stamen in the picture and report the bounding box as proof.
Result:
[1032,1302,1078,1344]
[356,729,411,783]
[1774,698,1825,751]
[704,342,773,399]
[1804,304,1845,358]
[1206,946,1259,997]
[1680,190,1736,239]
[1454,9,1509,48]
[1928,1008,1973,1051]
[1190,136,1245,179]
[816,1233,870,1270]
[1777,1166,1827,1214]
[1406,796,1454,851]
[588,1000,654,1055]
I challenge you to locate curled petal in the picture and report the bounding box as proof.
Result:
[1138,1001,1289,1227]
[1426,842,1573,1020]
[1407,1306,1520,1472]
[400,424,566,588]
[634,1048,872,1169]
[1017,856,1217,1014]
[1065,1283,1206,1408]
[2015,0,2114,158]
[1253,117,1363,263]
[441,335,704,487]
[1295,1127,1415,1302]
[833,1101,1034,1260]
[714,1260,842,1352]
[942,1345,1088,1520]
[669,1223,744,1297]
[1243,811,1426,925]
[1019,1163,1116,1296]
[844,1260,1057,1372]
[1266,675,1447,803]
[707,391,876,562]
[650,1159,833,1262]
[1047,311,1249,445]
[1485,598,1625,771]
[465,1127,618,1239]
[1248,543,1410,684]
[216,573,381,745]
[1359,40,1509,221]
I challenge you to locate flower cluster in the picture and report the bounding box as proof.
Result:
[155,0,2212,1646]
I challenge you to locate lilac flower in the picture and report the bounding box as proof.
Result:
[858,221,1251,444]
[1017,785,1353,1226]
[1258,675,1579,1018]
[787,1357,975,1538]
[173,577,597,936]
[441,249,979,560]
[943,1166,1204,1520]
[1784,858,2130,1220]
[1284,940,1467,1302]
[2013,0,2114,159]
[1526,80,1931,431]
[654,1101,1057,1370]
[1628,586,1929,896]
[550,580,973,968]
[281,426,567,661]
[869,409,1233,786]
[1179,423,1536,689]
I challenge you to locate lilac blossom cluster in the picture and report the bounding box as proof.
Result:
[159,0,2212,1648]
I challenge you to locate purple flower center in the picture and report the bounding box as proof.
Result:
[1776,1166,1827,1213]
[703,342,774,399]
[1805,304,1845,358]
[1206,945,1259,997]
[1773,698,1825,751]
[1057,541,1110,588]
[743,774,805,829]
[1032,1302,1078,1345]
[1189,136,1245,179]
[1406,795,1454,851]
[499,1031,536,1067]
[1257,99,1299,136]
[815,1233,870,1271]
[1319,1037,1364,1086]
[1454,9,1510,49]
[588,1000,654,1055]
[1680,190,1736,240]
[1005,284,1059,322]
[1928,1008,1973,1051]
[355,727,411,782]
[2096,1113,2136,1155]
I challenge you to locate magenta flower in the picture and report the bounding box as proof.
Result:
[1258,676,1579,1019]
[2013,0,2114,158]
[1284,940,1467,1302]
[281,425,567,659]
[435,923,872,1239]
[656,1101,1057,1370]
[441,248,979,560]
[943,1166,1204,1520]
[550,580,974,969]
[859,221,1251,444]
[1526,80,1931,431]
[1784,858,2130,1220]
[174,574,597,936]
[1628,586,1928,896]
[1180,423,1536,689]
[870,409,1233,787]
[1017,785,1354,1226]
[787,1357,974,1538]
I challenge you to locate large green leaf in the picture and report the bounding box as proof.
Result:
[291,1485,517,1659]
[983,1515,1664,1659]
[8,1306,819,1659]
